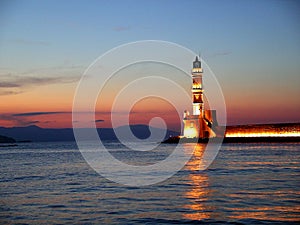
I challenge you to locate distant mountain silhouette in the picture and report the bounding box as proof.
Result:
[0,135,16,143]
[0,125,180,142]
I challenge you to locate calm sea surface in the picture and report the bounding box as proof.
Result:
[0,142,299,224]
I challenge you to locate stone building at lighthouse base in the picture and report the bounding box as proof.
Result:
[183,109,218,139]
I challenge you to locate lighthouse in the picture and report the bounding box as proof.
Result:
[191,56,204,116]
[183,56,217,139]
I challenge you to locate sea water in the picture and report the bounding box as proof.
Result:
[0,141,299,224]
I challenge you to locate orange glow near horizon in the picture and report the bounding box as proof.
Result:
[0,65,299,129]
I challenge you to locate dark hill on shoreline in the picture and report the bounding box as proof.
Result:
[0,125,179,142]
[0,135,16,143]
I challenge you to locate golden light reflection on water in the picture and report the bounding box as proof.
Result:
[225,190,300,221]
[228,205,300,221]
[181,143,300,222]
[182,144,212,220]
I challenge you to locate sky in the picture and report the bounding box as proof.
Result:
[0,0,299,129]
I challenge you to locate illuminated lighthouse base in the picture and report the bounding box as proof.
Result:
[183,110,217,139]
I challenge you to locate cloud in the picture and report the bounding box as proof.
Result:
[41,121,55,124]
[209,51,232,57]
[28,120,40,124]
[0,82,21,88]
[0,73,80,95]
[13,112,67,117]
[0,90,22,96]
[0,112,72,127]
[0,62,85,95]
[0,114,40,126]
[3,74,79,85]
[113,26,131,31]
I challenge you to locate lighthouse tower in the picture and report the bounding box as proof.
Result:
[183,56,217,139]
[191,56,204,116]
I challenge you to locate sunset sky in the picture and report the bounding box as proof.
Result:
[0,0,299,129]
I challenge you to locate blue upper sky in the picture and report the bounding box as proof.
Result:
[1,0,299,68]
[0,0,299,125]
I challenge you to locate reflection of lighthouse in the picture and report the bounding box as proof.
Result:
[183,56,217,139]
[182,144,211,220]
